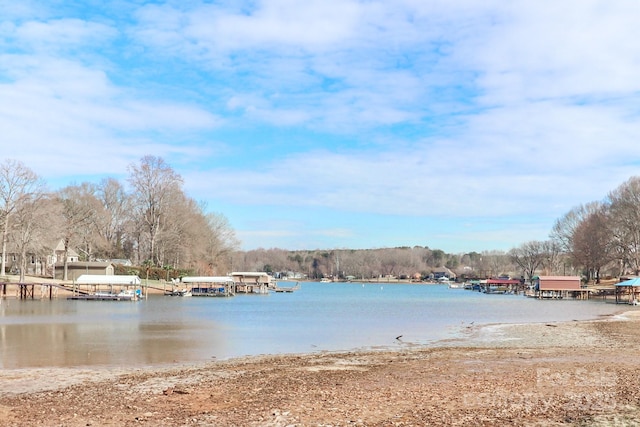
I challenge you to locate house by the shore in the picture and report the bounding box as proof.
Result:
[54,261,115,281]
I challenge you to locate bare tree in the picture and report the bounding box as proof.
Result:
[95,178,131,259]
[550,201,603,254]
[472,251,506,278]
[57,184,101,280]
[10,193,55,282]
[509,241,545,284]
[540,240,562,275]
[607,176,640,275]
[0,159,44,277]
[158,195,210,272]
[572,207,615,283]
[204,212,239,273]
[128,156,183,266]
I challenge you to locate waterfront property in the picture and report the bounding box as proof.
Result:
[67,274,143,301]
[0,274,143,300]
[484,278,521,294]
[54,262,116,281]
[231,272,273,294]
[615,277,640,305]
[179,276,235,297]
[532,276,587,299]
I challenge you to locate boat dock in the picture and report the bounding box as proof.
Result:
[175,276,235,297]
[273,282,300,293]
[231,272,273,294]
[1,282,92,300]
[1,272,301,301]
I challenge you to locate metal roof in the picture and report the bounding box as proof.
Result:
[180,276,234,283]
[231,272,270,277]
[75,274,141,285]
[616,277,640,287]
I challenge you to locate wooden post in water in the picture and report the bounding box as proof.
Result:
[18,284,35,299]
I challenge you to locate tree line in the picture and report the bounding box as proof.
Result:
[507,176,640,285]
[0,157,239,282]
[232,176,640,284]
[230,246,514,281]
[2,155,638,284]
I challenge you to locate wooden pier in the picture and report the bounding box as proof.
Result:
[0,282,73,299]
[0,275,143,300]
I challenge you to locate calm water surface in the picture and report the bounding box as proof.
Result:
[0,282,625,369]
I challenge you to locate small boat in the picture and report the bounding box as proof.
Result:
[68,289,140,301]
[484,285,508,294]
[165,288,192,297]
[273,282,301,293]
[116,289,140,301]
[68,292,119,301]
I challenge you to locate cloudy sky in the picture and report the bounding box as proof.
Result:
[2,1,640,253]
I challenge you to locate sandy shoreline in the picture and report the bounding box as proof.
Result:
[3,309,640,426]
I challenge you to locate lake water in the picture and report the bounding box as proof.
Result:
[0,282,626,369]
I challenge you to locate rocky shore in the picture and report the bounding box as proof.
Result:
[2,311,640,426]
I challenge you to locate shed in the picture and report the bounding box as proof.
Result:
[55,262,115,281]
[534,276,586,299]
[537,276,582,290]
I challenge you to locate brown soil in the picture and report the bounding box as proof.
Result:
[2,312,640,426]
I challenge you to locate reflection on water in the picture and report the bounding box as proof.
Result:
[0,283,626,369]
[0,297,224,368]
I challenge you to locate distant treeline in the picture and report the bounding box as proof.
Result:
[229,246,514,280]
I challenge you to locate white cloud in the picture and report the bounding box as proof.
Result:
[188,0,360,50]
[0,56,219,179]
[15,19,117,51]
[454,1,640,104]
[3,0,640,251]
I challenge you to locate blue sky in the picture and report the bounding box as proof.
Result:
[2,1,640,253]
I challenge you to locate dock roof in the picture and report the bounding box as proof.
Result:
[75,274,141,285]
[180,276,234,283]
[616,277,640,287]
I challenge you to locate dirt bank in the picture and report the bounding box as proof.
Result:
[2,311,640,426]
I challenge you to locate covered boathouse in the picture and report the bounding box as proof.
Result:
[179,276,235,297]
[533,276,587,299]
[68,274,143,300]
[231,272,273,294]
[615,277,640,305]
[484,278,522,294]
